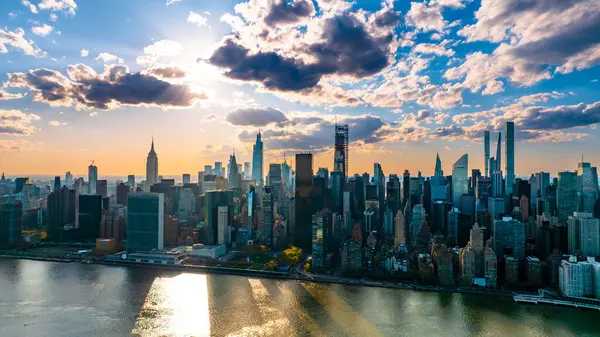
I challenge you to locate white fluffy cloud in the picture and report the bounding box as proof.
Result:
[22,0,38,13]
[136,40,183,66]
[48,120,67,127]
[96,52,124,64]
[31,24,54,37]
[0,28,44,57]
[188,11,208,27]
[0,109,41,136]
[405,2,446,32]
[80,49,89,57]
[38,0,78,16]
[413,43,454,56]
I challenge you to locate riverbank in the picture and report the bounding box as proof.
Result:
[0,253,524,300]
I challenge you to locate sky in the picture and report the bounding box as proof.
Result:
[1,0,599,179]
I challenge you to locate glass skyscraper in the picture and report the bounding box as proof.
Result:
[452,154,468,210]
[334,124,349,180]
[126,193,164,252]
[505,122,515,196]
[557,171,579,224]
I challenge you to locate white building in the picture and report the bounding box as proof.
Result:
[559,256,594,298]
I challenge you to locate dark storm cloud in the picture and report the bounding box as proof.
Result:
[6,64,206,109]
[226,107,289,126]
[209,14,394,91]
[264,0,315,27]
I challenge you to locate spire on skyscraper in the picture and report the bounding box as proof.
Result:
[435,153,443,177]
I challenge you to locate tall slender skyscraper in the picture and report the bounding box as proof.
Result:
[65,171,73,188]
[452,154,468,209]
[505,122,515,196]
[484,130,490,177]
[252,131,264,185]
[435,153,444,177]
[334,124,349,182]
[295,153,313,250]
[145,138,159,192]
[88,163,98,195]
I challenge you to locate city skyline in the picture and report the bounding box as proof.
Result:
[1,0,600,176]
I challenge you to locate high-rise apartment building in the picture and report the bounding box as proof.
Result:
[568,212,600,257]
[484,130,490,177]
[334,124,349,181]
[493,217,525,259]
[78,195,102,240]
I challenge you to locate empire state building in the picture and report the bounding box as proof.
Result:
[145,138,158,191]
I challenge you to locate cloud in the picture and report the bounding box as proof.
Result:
[89,112,97,117]
[518,91,566,105]
[430,0,469,9]
[31,24,54,37]
[6,64,207,110]
[226,107,288,126]
[80,49,89,57]
[450,0,600,93]
[264,0,315,27]
[22,0,38,13]
[49,13,58,21]
[48,120,67,126]
[166,0,182,5]
[137,40,183,66]
[492,101,600,131]
[96,52,124,64]
[0,109,41,136]
[0,28,44,57]
[188,11,208,27]
[0,89,24,101]
[0,139,34,151]
[413,43,454,56]
[38,0,77,16]
[143,65,187,79]
[209,13,395,91]
[405,2,446,33]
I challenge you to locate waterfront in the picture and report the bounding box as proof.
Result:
[2,259,600,337]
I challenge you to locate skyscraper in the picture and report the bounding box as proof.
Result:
[96,180,107,197]
[214,162,223,177]
[268,163,283,209]
[78,195,102,240]
[252,131,264,185]
[557,171,579,224]
[47,187,78,241]
[452,154,468,209]
[0,201,22,247]
[145,138,159,191]
[243,162,251,180]
[228,151,240,189]
[295,153,313,249]
[88,163,98,194]
[434,153,444,177]
[182,174,191,184]
[127,193,164,252]
[492,217,525,259]
[127,175,135,188]
[484,130,490,177]
[65,171,73,188]
[505,122,515,196]
[261,186,274,247]
[568,212,600,257]
[334,124,349,181]
[54,176,61,191]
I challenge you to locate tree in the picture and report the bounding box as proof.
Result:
[265,259,278,271]
[280,245,302,266]
[304,262,311,273]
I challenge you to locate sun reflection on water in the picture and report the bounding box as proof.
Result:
[131,273,210,337]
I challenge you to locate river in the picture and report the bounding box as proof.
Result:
[1,258,600,337]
